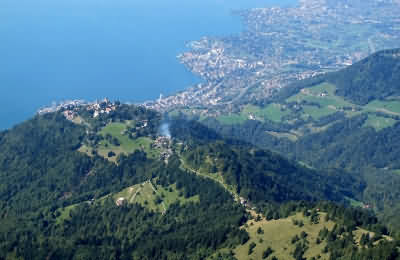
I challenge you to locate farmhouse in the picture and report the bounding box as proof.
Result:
[116,197,126,206]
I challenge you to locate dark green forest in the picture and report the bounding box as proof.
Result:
[180,141,363,204]
[329,48,400,105]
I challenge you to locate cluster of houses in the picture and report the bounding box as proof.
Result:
[86,98,118,118]
[38,98,119,121]
[62,98,118,121]
[63,110,77,121]
[239,197,248,207]
[38,99,87,115]
[152,136,173,162]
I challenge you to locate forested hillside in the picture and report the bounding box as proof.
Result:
[328,48,400,105]
[180,141,363,204]
[192,49,400,230]
[0,103,398,259]
[0,107,249,259]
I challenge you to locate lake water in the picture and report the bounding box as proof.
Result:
[0,0,296,129]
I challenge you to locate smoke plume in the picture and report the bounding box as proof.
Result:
[160,122,171,138]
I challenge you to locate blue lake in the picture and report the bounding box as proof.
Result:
[0,0,296,129]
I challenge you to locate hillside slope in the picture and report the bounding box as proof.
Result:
[329,48,400,105]
[194,49,400,229]
[0,104,398,259]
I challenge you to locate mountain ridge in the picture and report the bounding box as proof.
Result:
[187,48,400,231]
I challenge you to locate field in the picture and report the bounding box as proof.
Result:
[287,83,342,102]
[56,179,200,224]
[113,180,199,213]
[79,122,159,161]
[302,105,336,120]
[99,122,152,153]
[365,100,400,115]
[286,82,400,121]
[266,131,298,141]
[242,104,291,122]
[218,82,400,139]
[217,114,248,125]
[217,82,400,132]
[217,103,292,125]
[345,196,365,208]
[392,169,400,175]
[232,212,334,260]
[363,114,397,131]
[287,82,356,119]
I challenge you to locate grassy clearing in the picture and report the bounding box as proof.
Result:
[216,83,400,130]
[157,183,199,208]
[288,83,349,107]
[113,180,199,213]
[242,104,290,122]
[363,114,397,131]
[305,82,335,95]
[242,104,261,114]
[99,122,139,153]
[97,136,156,160]
[216,83,400,129]
[284,83,400,126]
[78,145,94,157]
[307,123,334,134]
[391,169,400,175]
[89,122,158,160]
[345,196,365,208]
[287,83,359,118]
[266,131,298,141]
[353,228,376,246]
[353,227,392,245]
[233,212,335,260]
[258,104,291,122]
[56,179,200,223]
[365,100,400,115]
[217,114,248,125]
[219,103,291,125]
[56,204,78,225]
[100,122,126,135]
[303,105,336,120]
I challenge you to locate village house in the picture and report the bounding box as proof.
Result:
[63,110,76,121]
[115,197,126,206]
[239,197,248,206]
